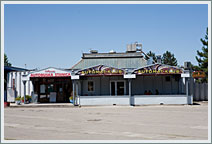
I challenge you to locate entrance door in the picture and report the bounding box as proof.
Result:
[110,81,125,96]
[117,82,124,95]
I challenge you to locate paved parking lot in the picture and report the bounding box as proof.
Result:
[4,103,208,140]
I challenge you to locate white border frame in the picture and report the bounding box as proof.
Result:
[1,1,211,143]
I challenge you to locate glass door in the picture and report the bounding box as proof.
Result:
[117,82,124,95]
[110,81,125,96]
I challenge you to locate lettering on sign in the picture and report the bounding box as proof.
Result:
[192,71,206,78]
[77,65,124,76]
[45,70,55,73]
[133,64,183,75]
[30,73,71,77]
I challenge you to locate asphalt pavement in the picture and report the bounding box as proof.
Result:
[4,102,208,140]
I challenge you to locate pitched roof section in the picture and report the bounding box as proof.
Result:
[71,52,147,70]
[4,66,29,72]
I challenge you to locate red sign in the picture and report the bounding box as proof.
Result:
[30,73,71,77]
[192,71,206,78]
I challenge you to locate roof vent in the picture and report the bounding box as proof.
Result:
[89,50,98,54]
[109,50,116,53]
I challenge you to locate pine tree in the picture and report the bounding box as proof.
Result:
[195,27,208,83]
[162,51,178,66]
[145,51,157,62]
[4,54,12,66]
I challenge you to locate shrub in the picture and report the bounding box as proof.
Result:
[15,97,21,101]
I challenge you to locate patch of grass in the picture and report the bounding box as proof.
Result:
[4,137,16,140]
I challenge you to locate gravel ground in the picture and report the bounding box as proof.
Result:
[4,102,208,140]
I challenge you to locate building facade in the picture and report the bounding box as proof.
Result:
[5,66,33,102]
[6,45,193,105]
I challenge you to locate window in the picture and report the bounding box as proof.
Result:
[165,76,170,82]
[88,81,94,92]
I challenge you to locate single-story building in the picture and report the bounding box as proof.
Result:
[6,43,193,105]
[4,66,33,102]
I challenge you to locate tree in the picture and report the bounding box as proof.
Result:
[161,51,178,66]
[4,54,12,66]
[195,27,208,83]
[145,51,157,62]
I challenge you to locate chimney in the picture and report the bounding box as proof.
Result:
[184,62,191,70]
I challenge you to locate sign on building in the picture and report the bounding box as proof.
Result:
[77,65,124,76]
[133,64,183,75]
[192,71,206,78]
[30,67,71,78]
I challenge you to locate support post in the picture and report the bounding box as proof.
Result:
[71,75,80,106]
[23,80,27,104]
[76,81,78,105]
[186,77,191,104]
[186,78,189,96]
[124,74,136,106]
[72,80,75,106]
[129,79,132,106]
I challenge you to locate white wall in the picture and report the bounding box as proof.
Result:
[79,96,129,105]
[134,95,188,105]
[7,71,33,101]
[78,95,191,105]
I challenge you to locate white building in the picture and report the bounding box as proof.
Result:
[6,70,33,102]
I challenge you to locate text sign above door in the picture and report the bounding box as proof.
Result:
[77,65,124,76]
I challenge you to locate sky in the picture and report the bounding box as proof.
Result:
[4,4,208,70]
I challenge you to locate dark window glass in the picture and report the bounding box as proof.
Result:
[165,76,170,82]
[111,82,115,96]
[117,82,124,95]
[88,81,94,92]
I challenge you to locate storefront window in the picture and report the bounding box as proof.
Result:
[88,81,94,92]
[40,84,46,93]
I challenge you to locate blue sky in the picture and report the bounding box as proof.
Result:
[4,4,208,69]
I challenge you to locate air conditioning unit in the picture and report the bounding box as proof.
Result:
[126,42,142,53]
[126,44,136,52]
